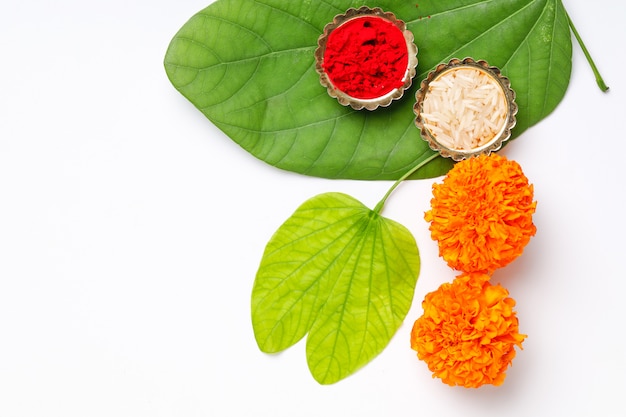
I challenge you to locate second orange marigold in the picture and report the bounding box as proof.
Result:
[410,272,526,388]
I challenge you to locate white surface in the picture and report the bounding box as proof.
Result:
[1,1,624,416]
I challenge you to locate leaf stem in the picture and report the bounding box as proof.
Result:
[565,8,609,92]
[373,153,440,215]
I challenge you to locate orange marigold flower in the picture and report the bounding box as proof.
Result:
[424,153,537,273]
[410,272,526,388]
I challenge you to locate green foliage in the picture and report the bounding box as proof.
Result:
[251,193,420,384]
[164,0,572,180]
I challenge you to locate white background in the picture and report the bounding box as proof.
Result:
[1,1,624,416]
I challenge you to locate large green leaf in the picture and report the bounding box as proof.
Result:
[251,192,420,384]
[164,0,571,179]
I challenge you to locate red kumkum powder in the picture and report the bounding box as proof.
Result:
[323,16,409,100]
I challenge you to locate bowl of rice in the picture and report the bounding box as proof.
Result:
[414,57,518,160]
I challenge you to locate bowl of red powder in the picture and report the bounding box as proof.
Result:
[315,6,418,111]
[414,57,518,160]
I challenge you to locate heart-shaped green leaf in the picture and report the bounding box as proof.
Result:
[164,0,571,179]
[251,192,420,384]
